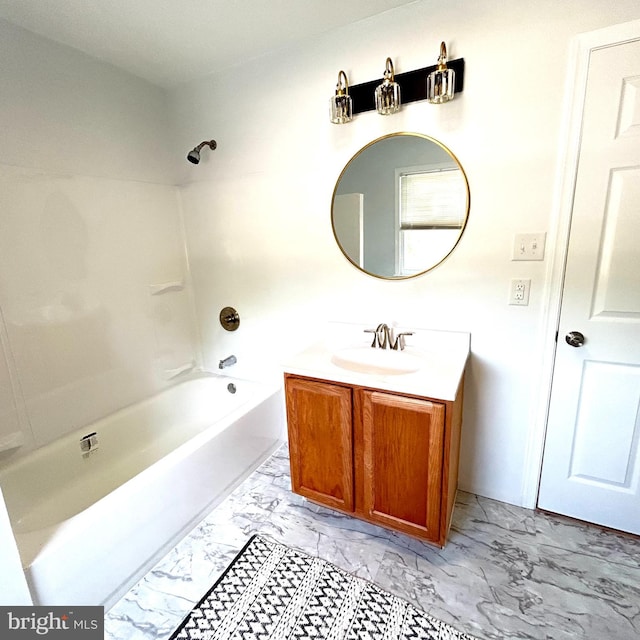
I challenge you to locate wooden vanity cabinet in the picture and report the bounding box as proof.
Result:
[284,376,354,512]
[361,391,445,541]
[284,373,464,547]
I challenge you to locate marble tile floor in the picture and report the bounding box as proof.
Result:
[105,445,640,640]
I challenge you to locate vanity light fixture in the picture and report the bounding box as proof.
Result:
[375,58,401,115]
[330,70,353,124]
[426,42,455,104]
[337,52,464,116]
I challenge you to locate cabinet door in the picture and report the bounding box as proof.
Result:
[361,391,445,541]
[285,377,354,511]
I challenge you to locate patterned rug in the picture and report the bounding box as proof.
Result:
[169,534,479,640]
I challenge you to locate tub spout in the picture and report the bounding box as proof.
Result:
[219,355,237,369]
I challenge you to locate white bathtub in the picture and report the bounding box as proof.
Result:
[0,373,285,609]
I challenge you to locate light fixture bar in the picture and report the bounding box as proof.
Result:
[349,58,464,115]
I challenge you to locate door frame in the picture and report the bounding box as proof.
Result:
[520,18,640,509]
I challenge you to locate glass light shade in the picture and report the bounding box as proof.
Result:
[330,94,353,124]
[427,42,455,104]
[427,67,455,103]
[375,80,401,115]
[375,58,401,115]
[330,70,352,124]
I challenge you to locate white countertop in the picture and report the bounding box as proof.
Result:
[281,323,470,401]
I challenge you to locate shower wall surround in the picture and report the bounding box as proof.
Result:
[0,21,197,454]
[0,170,197,450]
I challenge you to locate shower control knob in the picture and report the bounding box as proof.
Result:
[219,306,240,331]
[565,331,585,347]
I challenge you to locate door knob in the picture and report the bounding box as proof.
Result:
[565,331,585,347]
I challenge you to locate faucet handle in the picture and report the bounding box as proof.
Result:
[392,332,414,350]
[364,328,378,348]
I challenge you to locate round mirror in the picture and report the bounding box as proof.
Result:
[331,132,469,279]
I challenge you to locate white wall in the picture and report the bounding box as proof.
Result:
[0,20,199,456]
[169,0,640,507]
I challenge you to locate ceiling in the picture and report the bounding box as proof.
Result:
[0,0,418,88]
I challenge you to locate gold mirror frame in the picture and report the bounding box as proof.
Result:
[331,132,470,279]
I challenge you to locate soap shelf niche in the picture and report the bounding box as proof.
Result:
[349,58,464,115]
[148,280,185,296]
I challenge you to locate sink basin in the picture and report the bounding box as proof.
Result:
[331,346,423,375]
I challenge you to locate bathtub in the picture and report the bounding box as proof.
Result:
[0,373,285,609]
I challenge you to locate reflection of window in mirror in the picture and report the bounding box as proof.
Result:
[396,166,466,276]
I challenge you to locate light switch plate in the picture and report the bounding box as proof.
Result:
[512,233,546,261]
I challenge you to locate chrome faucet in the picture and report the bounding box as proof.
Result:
[219,355,237,369]
[376,323,393,349]
[364,324,391,348]
[364,324,413,350]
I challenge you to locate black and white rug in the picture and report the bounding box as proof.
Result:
[169,534,479,640]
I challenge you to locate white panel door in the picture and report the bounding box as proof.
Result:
[537,36,640,534]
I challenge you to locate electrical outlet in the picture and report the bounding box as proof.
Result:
[512,233,546,261]
[509,279,531,306]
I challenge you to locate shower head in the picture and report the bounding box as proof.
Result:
[187,139,217,164]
